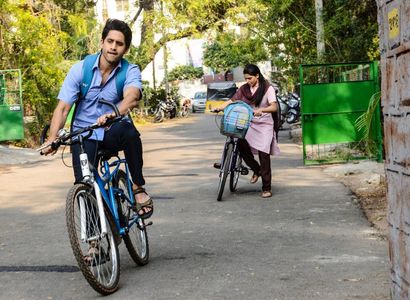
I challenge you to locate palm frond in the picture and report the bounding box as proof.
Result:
[355,91,381,156]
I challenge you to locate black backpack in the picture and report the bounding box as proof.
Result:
[272,102,281,141]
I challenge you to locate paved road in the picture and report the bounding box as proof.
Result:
[0,114,390,299]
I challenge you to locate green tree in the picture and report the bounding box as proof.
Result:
[128,0,257,70]
[0,0,96,141]
[254,0,379,86]
[323,1,378,62]
[203,32,268,73]
[167,65,204,81]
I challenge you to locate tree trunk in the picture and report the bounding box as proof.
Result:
[315,0,325,60]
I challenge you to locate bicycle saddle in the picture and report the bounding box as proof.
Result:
[97,149,119,161]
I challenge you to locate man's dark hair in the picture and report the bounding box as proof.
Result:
[102,19,132,49]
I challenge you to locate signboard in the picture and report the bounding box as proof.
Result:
[0,69,24,141]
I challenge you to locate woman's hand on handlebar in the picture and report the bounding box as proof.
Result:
[97,112,116,126]
[212,99,233,113]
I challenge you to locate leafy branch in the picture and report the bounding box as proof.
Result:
[355,91,381,156]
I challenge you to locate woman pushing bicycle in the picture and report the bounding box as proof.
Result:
[214,64,280,198]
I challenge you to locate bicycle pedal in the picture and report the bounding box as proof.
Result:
[145,221,153,226]
[213,162,221,169]
[241,168,249,175]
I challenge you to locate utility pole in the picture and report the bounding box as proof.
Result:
[163,44,169,94]
[160,0,169,95]
[315,0,325,60]
[152,57,156,89]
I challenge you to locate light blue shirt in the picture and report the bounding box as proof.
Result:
[58,53,142,140]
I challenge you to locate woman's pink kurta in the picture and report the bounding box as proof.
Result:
[244,85,280,155]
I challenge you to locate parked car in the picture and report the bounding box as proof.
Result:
[192,91,207,113]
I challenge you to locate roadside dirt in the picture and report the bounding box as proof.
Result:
[323,162,387,238]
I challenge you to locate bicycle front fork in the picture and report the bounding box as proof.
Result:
[79,151,108,241]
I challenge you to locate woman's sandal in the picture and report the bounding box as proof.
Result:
[133,187,154,220]
[250,173,260,184]
[261,191,272,198]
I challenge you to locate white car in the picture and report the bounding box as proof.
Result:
[192,91,206,113]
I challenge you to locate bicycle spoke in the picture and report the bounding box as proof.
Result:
[114,170,149,265]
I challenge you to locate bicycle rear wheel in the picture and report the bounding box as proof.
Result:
[66,184,120,295]
[229,154,242,192]
[114,170,149,266]
[217,143,233,201]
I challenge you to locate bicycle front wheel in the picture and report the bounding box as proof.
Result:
[114,170,149,266]
[229,154,242,192]
[66,184,120,295]
[217,143,233,201]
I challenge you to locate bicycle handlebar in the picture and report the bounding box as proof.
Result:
[37,100,123,154]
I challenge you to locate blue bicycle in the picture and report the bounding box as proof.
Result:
[38,101,149,295]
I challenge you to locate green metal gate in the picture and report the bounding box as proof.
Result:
[0,69,24,141]
[299,62,382,164]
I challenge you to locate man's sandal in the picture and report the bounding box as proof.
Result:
[133,187,154,220]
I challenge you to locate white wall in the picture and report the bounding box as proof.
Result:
[176,79,207,99]
[141,38,205,88]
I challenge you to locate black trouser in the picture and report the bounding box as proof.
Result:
[237,138,271,192]
[72,120,145,186]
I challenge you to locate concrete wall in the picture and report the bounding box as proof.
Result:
[176,79,206,99]
[377,0,410,298]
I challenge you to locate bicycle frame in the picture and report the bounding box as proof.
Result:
[96,158,138,236]
[78,139,139,242]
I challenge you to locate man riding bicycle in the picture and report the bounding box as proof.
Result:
[42,19,153,219]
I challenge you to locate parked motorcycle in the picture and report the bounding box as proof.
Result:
[276,92,301,128]
[285,93,300,124]
[153,97,177,122]
[277,94,288,129]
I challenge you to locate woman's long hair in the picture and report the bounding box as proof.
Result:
[243,64,266,107]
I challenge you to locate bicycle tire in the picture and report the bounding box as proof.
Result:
[114,170,149,266]
[217,143,233,201]
[66,184,120,295]
[229,154,242,192]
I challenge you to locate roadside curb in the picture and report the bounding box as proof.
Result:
[0,145,42,165]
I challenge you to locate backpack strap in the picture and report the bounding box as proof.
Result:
[115,58,129,100]
[67,54,129,129]
[80,53,99,98]
[80,53,129,99]
[66,54,98,129]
